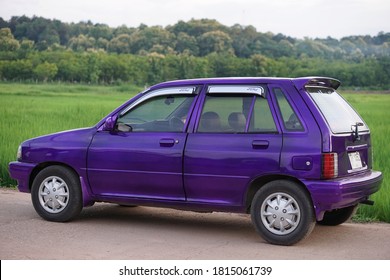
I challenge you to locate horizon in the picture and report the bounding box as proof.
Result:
[1,14,388,41]
[0,0,389,40]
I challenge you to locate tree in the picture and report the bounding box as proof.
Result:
[230,24,258,57]
[108,34,132,53]
[175,32,199,56]
[168,19,226,37]
[251,54,271,76]
[129,26,175,54]
[89,24,112,40]
[0,28,20,51]
[34,62,58,81]
[38,26,60,47]
[198,31,234,56]
[98,54,129,83]
[68,34,95,51]
[0,59,33,80]
[96,38,109,50]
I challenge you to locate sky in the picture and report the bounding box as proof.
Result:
[0,0,389,39]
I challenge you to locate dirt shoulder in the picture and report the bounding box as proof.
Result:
[1,188,389,260]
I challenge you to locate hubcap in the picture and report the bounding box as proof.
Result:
[260,192,300,235]
[38,176,69,213]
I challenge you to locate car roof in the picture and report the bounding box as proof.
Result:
[149,76,341,91]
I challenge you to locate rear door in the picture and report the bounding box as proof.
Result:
[183,85,282,207]
[305,86,371,177]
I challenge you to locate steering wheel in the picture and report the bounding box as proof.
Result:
[169,117,184,131]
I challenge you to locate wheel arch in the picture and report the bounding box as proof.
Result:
[244,174,313,213]
[29,162,80,191]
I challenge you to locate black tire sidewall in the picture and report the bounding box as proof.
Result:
[251,180,315,246]
[31,166,82,222]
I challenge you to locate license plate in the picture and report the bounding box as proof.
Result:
[348,151,363,169]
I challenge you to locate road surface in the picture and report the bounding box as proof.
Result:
[1,188,389,259]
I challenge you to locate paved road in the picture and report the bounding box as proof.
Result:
[1,188,389,260]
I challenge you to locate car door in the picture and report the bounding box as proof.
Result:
[87,86,199,200]
[183,85,283,208]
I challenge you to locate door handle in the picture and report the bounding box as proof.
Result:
[159,138,178,147]
[252,140,269,149]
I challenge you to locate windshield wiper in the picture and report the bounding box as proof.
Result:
[351,122,364,141]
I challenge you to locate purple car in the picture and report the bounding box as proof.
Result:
[9,77,382,245]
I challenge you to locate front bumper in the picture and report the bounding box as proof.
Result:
[8,161,37,193]
[303,170,383,220]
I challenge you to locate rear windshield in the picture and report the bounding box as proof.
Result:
[307,87,369,134]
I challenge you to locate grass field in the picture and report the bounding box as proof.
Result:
[0,83,389,222]
[0,82,141,186]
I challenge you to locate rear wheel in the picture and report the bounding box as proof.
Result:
[251,180,315,246]
[317,205,358,226]
[31,166,82,222]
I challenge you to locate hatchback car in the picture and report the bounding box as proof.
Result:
[9,77,382,245]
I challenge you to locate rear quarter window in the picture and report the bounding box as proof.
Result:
[274,88,304,131]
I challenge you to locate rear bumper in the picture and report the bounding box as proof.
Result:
[303,170,383,220]
[8,161,37,193]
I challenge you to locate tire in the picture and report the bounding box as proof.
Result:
[31,165,82,222]
[250,180,315,246]
[317,205,358,226]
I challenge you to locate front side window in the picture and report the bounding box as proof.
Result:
[117,94,195,132]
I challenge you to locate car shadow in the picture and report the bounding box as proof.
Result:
[76,202,258,240]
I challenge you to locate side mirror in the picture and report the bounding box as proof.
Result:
[102,115,117,131]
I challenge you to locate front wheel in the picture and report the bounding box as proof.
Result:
[250,180,315,246]
[31,166,82,222]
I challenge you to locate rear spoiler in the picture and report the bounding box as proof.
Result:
[292,77,341,91]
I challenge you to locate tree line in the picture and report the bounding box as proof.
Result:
[0,16,389,87]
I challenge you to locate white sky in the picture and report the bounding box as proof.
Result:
[0,0,389,39]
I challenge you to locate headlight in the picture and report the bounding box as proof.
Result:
[17,145,22,160]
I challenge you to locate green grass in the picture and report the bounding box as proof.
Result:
[0,83,389,223]
[342,92,390,222]
[0,82,141,186]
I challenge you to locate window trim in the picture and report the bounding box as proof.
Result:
[208,85,265,97]
[120,86,197,117]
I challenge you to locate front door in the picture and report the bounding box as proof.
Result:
[87,87,198,200]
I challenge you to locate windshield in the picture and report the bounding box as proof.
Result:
[307,87,369,134]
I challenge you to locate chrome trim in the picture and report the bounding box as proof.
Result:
[208,85,265,96]
[120,86,196,116]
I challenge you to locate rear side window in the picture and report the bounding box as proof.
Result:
[198,95,252,133]
[274,88,304,131]
[307,87,369,133]
[197,94,277,133]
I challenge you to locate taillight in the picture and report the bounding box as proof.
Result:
[322,153,338,179]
